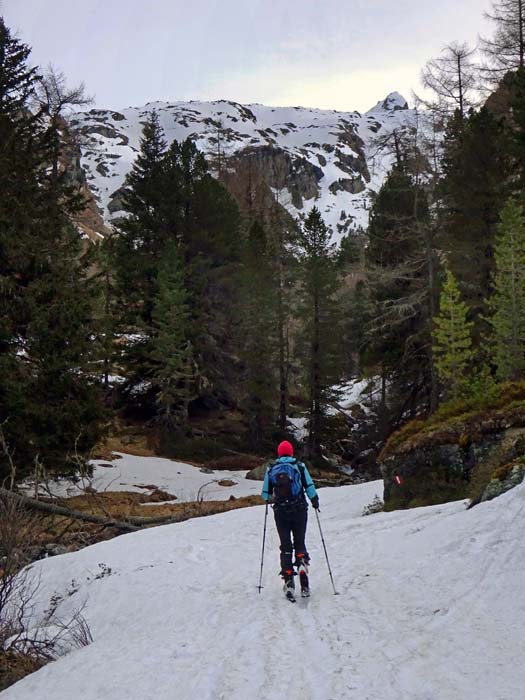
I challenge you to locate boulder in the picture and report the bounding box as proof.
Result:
[245,463,267,481]
[480,462,525,503]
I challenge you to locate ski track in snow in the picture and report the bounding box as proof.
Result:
[3,479,525,700]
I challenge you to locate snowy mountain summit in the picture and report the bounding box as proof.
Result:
[367,91,409,113]
[70,93,416,242]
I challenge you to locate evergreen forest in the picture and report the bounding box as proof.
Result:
[2,0,525,498]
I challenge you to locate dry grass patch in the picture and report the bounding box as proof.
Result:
[92,434,156,460]
[206,454,262,471]
[61,490,264,522]
[0,650,46,692]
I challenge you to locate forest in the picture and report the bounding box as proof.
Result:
[1,0,525,491]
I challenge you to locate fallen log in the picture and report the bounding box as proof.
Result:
[0,487,141,532]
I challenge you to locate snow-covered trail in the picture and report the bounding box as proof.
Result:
[4,480,525,700]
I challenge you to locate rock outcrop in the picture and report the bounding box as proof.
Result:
[479,460,525,503]
[379,386,525,510]
[58,117,111,242]
[67,93,419,242]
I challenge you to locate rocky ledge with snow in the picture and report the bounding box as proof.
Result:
[70,92,414,243]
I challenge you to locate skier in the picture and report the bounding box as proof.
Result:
[261,440,319,600]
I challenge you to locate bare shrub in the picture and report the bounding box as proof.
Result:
[0,497,93,691]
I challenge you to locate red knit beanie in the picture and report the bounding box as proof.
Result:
[277,440,294,457]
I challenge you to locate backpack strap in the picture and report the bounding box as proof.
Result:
[297,462,307,491]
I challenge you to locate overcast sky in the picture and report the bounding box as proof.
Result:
[4,0,493,113]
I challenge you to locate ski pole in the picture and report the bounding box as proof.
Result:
[315,508,339,595]
[257,503,269,594]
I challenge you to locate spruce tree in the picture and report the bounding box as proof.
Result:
[114,110,169,330]
[0,19,104,480]
[365,162,434,430]
[297,207,341,463]
[113,113,180,405]
[239,219,278,449]
[439,107,511,336]
[432,270,474,399]
[184,166,243,400]
[113,126,243,420]
[149,242,194,427]
[487,198,525,379]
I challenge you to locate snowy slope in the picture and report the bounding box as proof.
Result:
[27,452,262,503]
[5,480,525,700]
[70,93,414,242]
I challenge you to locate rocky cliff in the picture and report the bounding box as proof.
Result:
[68,92,414,242]
[57,117,111,242]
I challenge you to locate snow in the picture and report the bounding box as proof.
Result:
[26,452,262,503]
[5,479,525,699]
[334,378,373,410]
[366,91,409,114]
[288,416,308,442]
[70,94,421,243]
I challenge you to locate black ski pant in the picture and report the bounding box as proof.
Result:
[273,505,308,573]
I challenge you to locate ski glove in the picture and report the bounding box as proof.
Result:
[311,496,320,510]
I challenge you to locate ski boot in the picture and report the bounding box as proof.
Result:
[296,554,310,598]
[281,568,296,603]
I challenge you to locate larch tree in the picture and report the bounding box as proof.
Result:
[481,0,525,81]
[420,42,479,119]
[432,270,475,400]
[33,65,93,184]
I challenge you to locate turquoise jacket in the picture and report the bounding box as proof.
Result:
[261,456,318,503]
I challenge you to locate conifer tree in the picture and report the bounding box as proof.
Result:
[487,198,525,379]
[481,0,525,81]
[114,123,243,419]
[96,234,119,393]
[365,162,435,428]
[184,163,243,400]
[114,110,169,330]
[267,156,299,432]
[421,42,479,118]
[508,67,525,190]
[432,270,474,399]
[439,107,511,335]
[149,242,194,427]
[297,207,341,463]
[239,219,279,448]
[0,18,104,480]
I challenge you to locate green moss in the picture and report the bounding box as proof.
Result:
[381,382,525,460]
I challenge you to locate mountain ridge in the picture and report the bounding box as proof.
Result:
[70,92,417,242]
